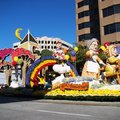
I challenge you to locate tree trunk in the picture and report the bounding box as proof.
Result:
[5,69,12,86]
[22,60,27,87]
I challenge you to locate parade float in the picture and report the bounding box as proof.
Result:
[0,29,120,101]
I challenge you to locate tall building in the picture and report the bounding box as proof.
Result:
[76,0,120,46]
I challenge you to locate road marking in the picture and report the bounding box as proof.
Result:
[36,109,92,117]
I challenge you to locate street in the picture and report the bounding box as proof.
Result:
[0,95,120,120]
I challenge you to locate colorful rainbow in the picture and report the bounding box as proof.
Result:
[26,56,78,87]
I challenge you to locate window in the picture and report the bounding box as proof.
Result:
[48,41,50,44]
[78,9,98,19]
[78,33,93,41]
[14,45,18,48]
[104,22,120,35]
[103,4,120,17]
[77,0,97,8]
[78,11,89,19]
[78,22,91,30]
[78,0,89,8]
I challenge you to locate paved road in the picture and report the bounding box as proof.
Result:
[0,95,120,120]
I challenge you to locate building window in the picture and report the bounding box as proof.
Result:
[78,33,93,41]
[78,22,91,30]
[14,45,18,48]
[77,0,97,8]
[78,9,98,19]
[39,41,40,44]
[78,11,89,19]
[104,22,120,35]
[48,41,50,44]
[42,41,44,44]
[78,0,89,8]
[103,4,120,17]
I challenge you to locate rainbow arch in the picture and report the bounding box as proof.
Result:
[26,56,78,87]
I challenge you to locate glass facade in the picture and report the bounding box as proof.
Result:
[78,11,89,19]
[104,22,120,35]
[77,0,97,8]
[78,33,94,41]
[103,4,120,17]
[78,22,91,30]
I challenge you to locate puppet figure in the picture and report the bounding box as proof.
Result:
[53,41,65,60]
[103,44,120,83]
[82,38,105,80]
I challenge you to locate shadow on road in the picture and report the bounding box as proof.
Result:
[0,95,39,104]
[0,87,48,104]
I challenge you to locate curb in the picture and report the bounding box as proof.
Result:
[34,99,120,107]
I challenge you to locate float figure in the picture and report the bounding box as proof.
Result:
[82,38,105,80]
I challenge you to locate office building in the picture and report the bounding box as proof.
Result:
[76,0,120,46]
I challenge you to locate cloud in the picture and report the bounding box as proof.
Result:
[53,63,71,74]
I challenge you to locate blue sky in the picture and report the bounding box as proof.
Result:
[0,0,76,49]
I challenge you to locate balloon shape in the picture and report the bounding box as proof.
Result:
[100,45,106,52]
[14,56,18,62]
[104,42,110,48]
[17,58,23,65]
[71,56,76,62]
[71,50,76,56]
[65,54,70,61]
[74,47,78,52]
[12,61,17,66]
[15,28,23,41]
[63,48,67,54]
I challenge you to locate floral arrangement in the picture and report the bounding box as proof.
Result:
[26,56,79,87]
[26,56,57,87]
[45,88,120,97]
[0,48,13,60]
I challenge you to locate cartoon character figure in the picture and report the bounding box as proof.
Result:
[52,63,71,89]
[103,44,120,82]
[53,41,65,60]
[82,38,105,80]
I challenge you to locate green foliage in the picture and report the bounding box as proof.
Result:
[41,49,53,57]
[98,52,107,62]
[75,45,88,74]
[76,45,88,63]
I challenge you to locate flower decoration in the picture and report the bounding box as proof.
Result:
[0,48,13,60]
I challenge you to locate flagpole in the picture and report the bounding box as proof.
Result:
[28,29,30,51]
